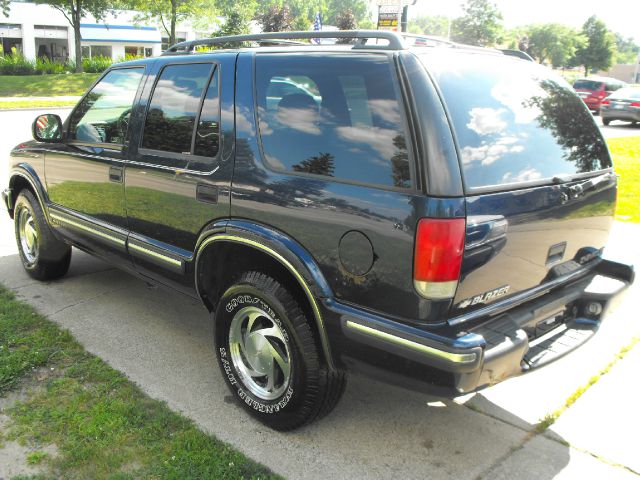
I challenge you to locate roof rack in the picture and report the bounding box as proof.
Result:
[162,30,406,55]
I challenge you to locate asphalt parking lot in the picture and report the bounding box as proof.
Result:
[1,108,639,479]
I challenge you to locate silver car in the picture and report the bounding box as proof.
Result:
[600,87,640,126]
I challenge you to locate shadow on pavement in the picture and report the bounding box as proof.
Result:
[0,250,573,480]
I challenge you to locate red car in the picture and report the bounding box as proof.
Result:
[573,77,627,112]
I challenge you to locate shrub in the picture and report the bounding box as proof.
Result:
[35,57,67,75]
[82,56,112,73]
[0,51,36,75]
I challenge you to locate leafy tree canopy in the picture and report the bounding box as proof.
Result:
[450,0,503,47]
[408,15,449,37]
[521,23,585,69]
[32,0,115,72]
[573,15,615,75]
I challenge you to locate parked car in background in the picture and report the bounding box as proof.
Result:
[573,77,627,112]
[600,87,640,126]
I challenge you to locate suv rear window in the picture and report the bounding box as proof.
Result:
[422,54,611,190]
[255,54,411,189]
[573,79,603,91]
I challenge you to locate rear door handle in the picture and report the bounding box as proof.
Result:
[109,166,123,183]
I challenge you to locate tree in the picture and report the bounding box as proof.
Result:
[1,0,9,17]
[408,15,449,38]
[292,152,335,176]
[33,0,114,72]
[573,16,615,75]
[128,0,217,48]
[613,32,640,65]
[450,0,503,47]
[322,0,368,26]
[335,9,356,44]
[522,24,584,69]
[256,4,293,32]
[211,11,251,47]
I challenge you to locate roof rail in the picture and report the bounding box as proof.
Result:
[162,30,406,55]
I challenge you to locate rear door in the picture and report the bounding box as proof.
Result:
[422,53,615,315]
[124,54,236,292]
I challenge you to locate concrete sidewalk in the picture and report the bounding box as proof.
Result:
[0,201,638,479]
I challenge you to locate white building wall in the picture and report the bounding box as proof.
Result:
[1,1,205,61]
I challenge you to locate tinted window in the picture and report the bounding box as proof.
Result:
[142,63,213,154]
[424,54,611,190]
[255,54,411,189]
[68,68,143,144]
[605,82,624,92]
[193,68,220,158]
[573,79,603,91]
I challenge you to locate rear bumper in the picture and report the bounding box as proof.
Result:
[326,259,634,395]
[601,109,640,122]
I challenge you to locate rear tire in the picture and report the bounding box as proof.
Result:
[14,190,71,280]
[602,118,611,126]
[214,271,346,430]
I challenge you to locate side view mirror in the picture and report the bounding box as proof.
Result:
[32,114,63,143]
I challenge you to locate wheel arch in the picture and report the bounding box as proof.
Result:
[195,220,336,369]
[7,166,49,219]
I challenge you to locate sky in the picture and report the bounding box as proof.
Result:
[408,0,639,42]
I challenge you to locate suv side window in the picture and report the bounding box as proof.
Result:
[255,54,412,189]
[68,67,144,145]
[141,62,220,165]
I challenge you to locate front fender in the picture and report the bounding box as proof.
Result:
[8,163,50,219]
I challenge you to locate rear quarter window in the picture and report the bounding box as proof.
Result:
[255,54,412,189]
[423,54,611,191]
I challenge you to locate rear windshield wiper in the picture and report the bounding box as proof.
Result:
[564,172,614,197]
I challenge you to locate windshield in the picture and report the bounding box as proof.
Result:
[420,53,611,191]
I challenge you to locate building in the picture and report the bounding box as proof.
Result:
[0,1,208,61]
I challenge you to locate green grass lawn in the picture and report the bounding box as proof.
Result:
[0,285,278,479]
[0,100,78,109]
[0,74,99,97]
[608,136,640,223]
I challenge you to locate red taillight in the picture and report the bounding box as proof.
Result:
[601,99,610,106]
[414,218,465,299]
[630,102,640,108]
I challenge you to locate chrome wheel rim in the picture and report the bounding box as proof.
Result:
[17,207,38,265]
[229,305,291,400]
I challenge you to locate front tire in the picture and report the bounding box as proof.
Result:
[602,118,611,126]
[14,190,71,280]
[214,271,346,430]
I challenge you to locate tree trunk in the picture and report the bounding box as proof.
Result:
[170,0,177,46]
[584,65,588,76]
[74,1,83,73]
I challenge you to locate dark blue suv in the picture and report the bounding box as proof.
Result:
[3,31,634,430]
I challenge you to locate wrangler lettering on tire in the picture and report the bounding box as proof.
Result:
[214,271,346,431]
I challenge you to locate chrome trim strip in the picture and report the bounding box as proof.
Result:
[128,241,184,269]
[196,234,335,370]
[41,148,125,163]
[345,320,478,364]
[50,212,126,247]
[448,265,595,327]
[38,149,221,175]
[127,159,221,176]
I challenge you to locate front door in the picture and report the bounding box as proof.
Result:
[45,66,145,263]
[124,54,236,293]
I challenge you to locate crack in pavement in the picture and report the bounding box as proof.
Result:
[45,284,131,318]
